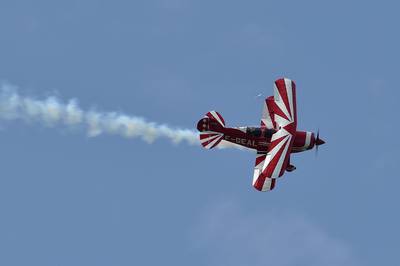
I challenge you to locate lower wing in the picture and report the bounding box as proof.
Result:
[252,128,294,191]
[252,153,276,191]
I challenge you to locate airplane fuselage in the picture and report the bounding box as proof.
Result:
[196,117,317,153]
[218,126,316,153]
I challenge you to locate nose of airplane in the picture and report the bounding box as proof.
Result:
[314,130,325,149]
[316,138,325,146]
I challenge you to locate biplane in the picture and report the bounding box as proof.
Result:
[197,78,325,191]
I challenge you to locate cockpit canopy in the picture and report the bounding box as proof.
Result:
[246,127,275,138]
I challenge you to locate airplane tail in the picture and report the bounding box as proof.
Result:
[197,111,225,149]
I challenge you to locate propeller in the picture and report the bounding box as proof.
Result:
[315,129,325,157]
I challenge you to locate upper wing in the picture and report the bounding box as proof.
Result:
[272,78,297,128]
[260,96,276,129]
[253,78,297,191]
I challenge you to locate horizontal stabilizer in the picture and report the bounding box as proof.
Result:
[199,132,224,149]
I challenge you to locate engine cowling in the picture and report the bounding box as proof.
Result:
[292,131,316,152]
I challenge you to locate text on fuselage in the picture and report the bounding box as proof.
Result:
[225,136,256,147]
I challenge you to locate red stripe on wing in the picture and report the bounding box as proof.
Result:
[253,177,276,191]
[266,97,277,129]
[278,137,295,176]
[255,154,266,166]
[266,134,287,151]
[253,137,287,190]
[262,136,290,178]
[272,102,290,121]
[275,79,291,117]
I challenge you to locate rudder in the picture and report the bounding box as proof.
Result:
[197,111,225,149]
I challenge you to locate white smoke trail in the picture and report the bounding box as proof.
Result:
[0,83,200,146]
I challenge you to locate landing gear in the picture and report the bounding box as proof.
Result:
[286,164,296,172]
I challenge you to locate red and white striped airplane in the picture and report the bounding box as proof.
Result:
[197,78,325,191]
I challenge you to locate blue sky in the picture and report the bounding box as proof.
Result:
[0,1,398,265]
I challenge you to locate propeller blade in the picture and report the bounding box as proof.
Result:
[315,129,325,157]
